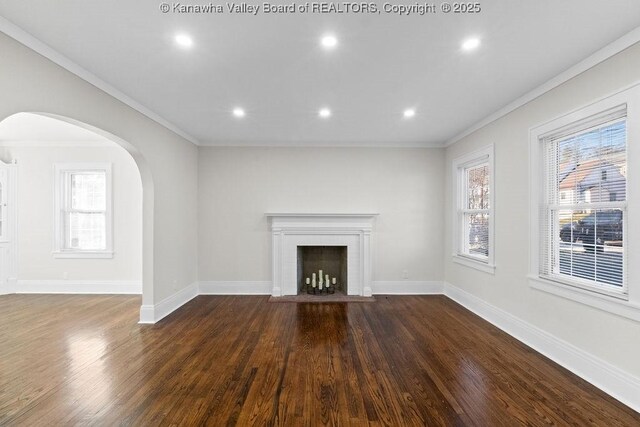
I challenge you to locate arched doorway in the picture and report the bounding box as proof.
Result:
[0,112,154,314]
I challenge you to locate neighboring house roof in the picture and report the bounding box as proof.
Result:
[559,160,626,195]
[558,160,601,191]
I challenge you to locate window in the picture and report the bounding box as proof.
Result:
[54,163,112,258]
[453,145,495,273]
[539,107,627,297]
[529,84,640,321]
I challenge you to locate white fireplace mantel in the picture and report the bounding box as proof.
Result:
[267,213,378,297]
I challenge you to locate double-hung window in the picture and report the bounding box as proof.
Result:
[453,145,495,273]
[538,107,627,297]
[54,163,113,258]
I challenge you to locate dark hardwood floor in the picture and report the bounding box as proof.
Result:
[0,294,638,426]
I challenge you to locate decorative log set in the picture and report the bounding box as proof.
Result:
[304,269,338,295]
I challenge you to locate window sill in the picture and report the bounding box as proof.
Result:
[528,275,640,322]
[452,254,495,274]
[53,251,114,259]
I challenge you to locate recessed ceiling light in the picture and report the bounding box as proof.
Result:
[232,107,245,118]
[319,108,332,118]
[461,37,480,51]
[175,34,193,48]
[403,109,416,119]
[321,35,338,49]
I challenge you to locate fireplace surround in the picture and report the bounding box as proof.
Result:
[267,213,378,297]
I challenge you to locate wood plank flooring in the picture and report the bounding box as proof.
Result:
[0,294,638,426]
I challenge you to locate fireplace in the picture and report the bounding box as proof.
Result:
[297,246,347,294]
[267,213,377,297]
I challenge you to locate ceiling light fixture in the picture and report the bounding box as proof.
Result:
[319,108,332,118]
[232,107,245,118]
[403,109,416,119]
[321,35,338,49]
[461,37,480,51]
[175,33,193,48]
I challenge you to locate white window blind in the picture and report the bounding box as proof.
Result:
[540,108,627,296]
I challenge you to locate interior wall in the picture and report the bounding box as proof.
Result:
[198,147,444,285]
[0,143,141,282]
[444,42,640,377]
[0,32,198,304]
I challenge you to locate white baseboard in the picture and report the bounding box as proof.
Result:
[372,281,444,295]
[139,282,198,324]
[198,281,271,295]
[0,278,16,295]
[443,282,640,413]
[16,280,142,294]
[197,280,444,295]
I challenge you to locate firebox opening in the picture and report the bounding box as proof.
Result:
[297,246,347,295]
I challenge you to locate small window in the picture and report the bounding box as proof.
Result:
[54,163,113,258]
[453,145,495,272]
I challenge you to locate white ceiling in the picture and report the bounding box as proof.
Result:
[0,1,639,146]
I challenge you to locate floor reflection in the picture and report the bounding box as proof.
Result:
[295,303,349,348]
[66,332,112,413]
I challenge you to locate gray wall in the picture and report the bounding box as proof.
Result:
[0,33,198,304]
[0,144,142,282]
[198,147,445,284]
[444,43,640,378]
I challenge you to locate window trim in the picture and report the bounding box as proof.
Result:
[529,84,640,320]
[53,163,113,259]
[452,145,495,274]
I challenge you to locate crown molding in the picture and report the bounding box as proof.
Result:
[445,26,640,147]
[0,16,200,146]
[198,139,443,148]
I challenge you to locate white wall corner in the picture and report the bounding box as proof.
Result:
[138,304,155,324]
[198,281,272,295]
[16,280,142,294]
[443,282,640,413]
[138,281,199,324]
[372,281,444,295]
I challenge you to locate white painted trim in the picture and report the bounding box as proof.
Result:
[198,281,271,295]
[52,251,114,259]
[269,214,377,297]
[529,276,640,322]
[0,161,18,293]
[196,280,445,295]
[452,255,496,274]
[372,281,443,295]
[445,26,640,147]
[266,213,379,218]
[139,282,198,324]
[443,282,640,413]
[201,140,443,148]
[452,144,495,267]
[0,16,199,146]
[16,279,141,294]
